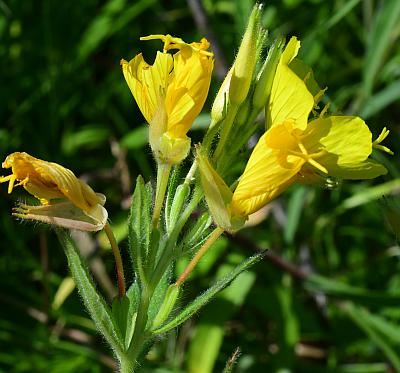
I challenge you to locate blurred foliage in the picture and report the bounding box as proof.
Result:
[1,0,400,372]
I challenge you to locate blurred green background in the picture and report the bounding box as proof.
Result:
[1,0,400,372]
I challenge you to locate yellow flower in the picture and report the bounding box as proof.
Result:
[229,38,391,218]
[0,152,107,231]
[121,34,214,164]
[230,118,389,217]
[199,36,391,228]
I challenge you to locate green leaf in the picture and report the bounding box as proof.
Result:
[187,255,256,373]
[147,267,171,329]
[77,0,156,63]
[61,125,110,155]
[112,295,130,344]
[345,303,400,371]
[152,253,263,334]
[120,125,148,150]
[360,79,400,119]
[129,176,153,283]
[284,186,307,244]
[334,179,400,214]
[56,230,124,357]
[362,0,400,96]
[125,282,140,349]
[306,274,400,306]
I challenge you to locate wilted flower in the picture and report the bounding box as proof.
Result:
[121,34,214,164]
[0,152,107,231]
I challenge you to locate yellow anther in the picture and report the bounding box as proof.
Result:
[0,174,16,194]
[298,142,308,156]
[308,158,328,174]
[373,127,393,155]
[303,71,311,84]
[314,87,327,107]
[140,34,213,56]
[319,102,330,118]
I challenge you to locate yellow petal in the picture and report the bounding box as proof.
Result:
[121,52,173,123]
[166,49,213,138]
[14,201,108,231]
[267,38,314,129]
[280,36,300,65]
[231,133,304,216]
[304,116,372,168]
[322,161,387,180]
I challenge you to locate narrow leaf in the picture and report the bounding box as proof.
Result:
[152,253,263,334]
[129,176,152,283]
[362,0,400,96]
[306,274,400,306]
[360,79,400,119]
[57,230,124,356]
[345,303,400,371]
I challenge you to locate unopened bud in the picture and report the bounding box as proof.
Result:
[235,99,251,127]
[210,67,233,128]
[197,148,233,230]
[152,284,180,329]
[229,4,262,106]
[168,183,190,233]
[253,38,284,110]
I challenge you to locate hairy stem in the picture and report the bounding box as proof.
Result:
[175,227,225,286]
[152,162,172,228]
[104,223,126,299]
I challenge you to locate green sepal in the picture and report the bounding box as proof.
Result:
[129,175,152,285]
[152,253,264,334]
[168,183,190,234]
[56,229,124,357]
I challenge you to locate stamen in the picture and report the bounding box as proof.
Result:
[140,34,213,56]
[314,87,327,107]
[308,158,328,174]
[15,176,29,188]
[0,174,16,194]
[297,142,308,155]
[303,71,311,84]
[319,102,330,118]
[373,127,393,155]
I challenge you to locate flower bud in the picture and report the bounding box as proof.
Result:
[152,284,180,329]
[229,4,262,106]
[197,148,233,230]
[210,67,233,128]
[253,38,284,110]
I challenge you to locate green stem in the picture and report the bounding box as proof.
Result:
[150,186,204,289]
[175,227,225,286]
[152,162,172,229]
[119,355,135,373]
[104,223,126,299]
[126,287,151,370]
